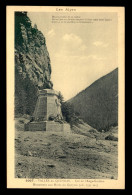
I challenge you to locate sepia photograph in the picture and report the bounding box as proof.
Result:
[7,6,125,189]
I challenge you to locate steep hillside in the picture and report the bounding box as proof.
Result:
[68,68,118,131]
[15,12,53,116]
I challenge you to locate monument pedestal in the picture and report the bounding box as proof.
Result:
[25,121,71,132]
[24,89,71,132]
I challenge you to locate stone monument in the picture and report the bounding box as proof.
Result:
[24,88,71,132]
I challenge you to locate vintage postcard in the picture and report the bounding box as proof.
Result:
[7,6,125,189]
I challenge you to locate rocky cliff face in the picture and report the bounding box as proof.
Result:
[15,12,53,115]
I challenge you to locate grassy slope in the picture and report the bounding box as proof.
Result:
[15,118,118,179]
[68,68,118,131]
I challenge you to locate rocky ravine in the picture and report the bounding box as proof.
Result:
[15,12,53,116]
[14,12,118,180]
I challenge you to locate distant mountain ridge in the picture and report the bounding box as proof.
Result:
[68,68,118,131]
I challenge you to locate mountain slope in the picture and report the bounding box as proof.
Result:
[15,12,53,116]
[68,68,118,131]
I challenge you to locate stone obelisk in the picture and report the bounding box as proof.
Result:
[33,89,62,121]
[24,89,70,132]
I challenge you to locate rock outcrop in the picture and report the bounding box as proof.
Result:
[15,12,53,115]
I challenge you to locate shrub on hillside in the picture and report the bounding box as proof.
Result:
[105,134,118,141]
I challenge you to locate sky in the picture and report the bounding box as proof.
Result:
[28,12,118,101]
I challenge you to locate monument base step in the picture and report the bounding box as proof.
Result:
[24,121,71,132]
